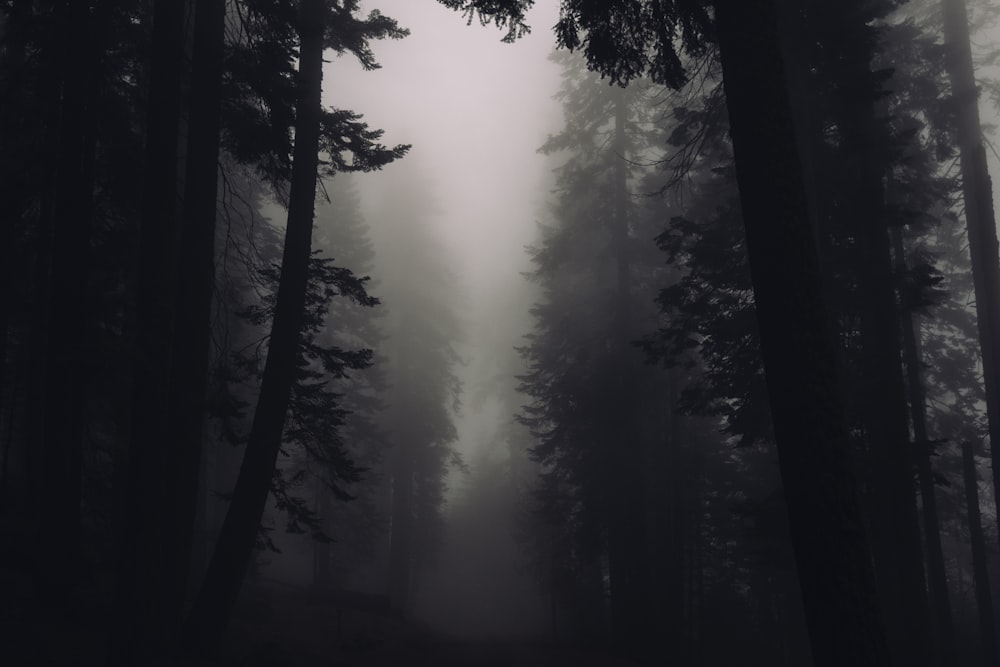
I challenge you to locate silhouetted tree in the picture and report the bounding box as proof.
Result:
[184,0,406,652]
[961,440,999,665]
[941,0,1000,546]
[519,49,698,659]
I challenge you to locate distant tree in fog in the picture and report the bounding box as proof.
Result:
[306,175,391,589]
[941,0,1000,560]
[369,165,464,615]
[518,49,680,659]
[240,179,376,549]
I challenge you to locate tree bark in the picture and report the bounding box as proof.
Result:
[960,441,999,667]
[941,0,1000,544]
[711,1,890,665]
[162,0,227,626]
[660,376,685,661]
[0,0,32,440]
[312,482,333,587]
[841,66,933,667]
[606,85,649,660]
[32,0,100,604]
[113,0,187,662]
[183,0,327,651]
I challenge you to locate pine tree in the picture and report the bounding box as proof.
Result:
[941,0,1000,548]
[518,49,692,657]
[184,1,406,652]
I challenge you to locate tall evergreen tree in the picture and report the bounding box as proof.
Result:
[113,0,192,660]
[184,1,406,652]
[940,0,1000,545]
[518,49,702,659]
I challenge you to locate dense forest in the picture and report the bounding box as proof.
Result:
[3,0,1000,665]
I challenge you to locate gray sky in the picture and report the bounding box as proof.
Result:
[324,1,563,305]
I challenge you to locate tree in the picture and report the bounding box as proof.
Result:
[366,163,464,615]
[306,175,389,589]
[642,54,817,664]
[183,0,406,652]
[163,0,228,627]
[961,440,999,666]
[712,3,889,662]
[30,0,104,605]
[940,0,1000,545]
[113,0,189,661]
[803,2,933,660]
[518,48,734,659]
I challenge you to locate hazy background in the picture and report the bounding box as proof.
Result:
[329,0,561,300]
[319,0,565,636]
[322,2,566,484]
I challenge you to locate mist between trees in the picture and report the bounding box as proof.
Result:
[4,1,1000,666]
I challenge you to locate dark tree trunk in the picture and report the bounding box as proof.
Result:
[388,449,414,613]
[32,0,100,604]
[606,85,649,660]
[659,376,685,661]
[666,391,701,666]
[960,441,999,667]
[580,491,608,645]
[841,72,933,667]
[0,0,31,441]
[113,0,187,662]
[712,1,890,665]
[312,482,333,587]
[691,506,704,664]
[162,0,227,624]
[183,0,327,651]
[891,227,959,667]
[941,0,1000,544]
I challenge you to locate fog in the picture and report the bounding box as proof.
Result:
[320,1,562,638]
[332,0,561,300]
[7,1,1000,666]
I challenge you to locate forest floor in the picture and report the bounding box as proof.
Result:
[1,568,639,666]
[220,579,642,667]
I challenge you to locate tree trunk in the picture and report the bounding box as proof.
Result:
[113,0,188,662]
[606,85,649,660]
[960,441,999,667]
[660,376,685,661]
[388,449,414,613]
[841,64,933,667]
[32,0,100,604]
[891,227,959,667]
[162,0,227,624]
[312,481,333,588]
[941,0,1000,544]
[712,1,890,665]
[183,0,327,651]
[0,0,31,440]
